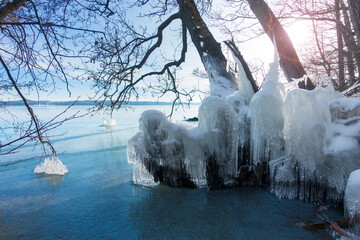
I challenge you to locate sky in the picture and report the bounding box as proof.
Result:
[1,0,310,103]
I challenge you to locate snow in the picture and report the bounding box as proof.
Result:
[330,98,360,121]
[34,156,68,175]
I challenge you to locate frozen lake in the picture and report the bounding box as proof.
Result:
[0,104,342,239]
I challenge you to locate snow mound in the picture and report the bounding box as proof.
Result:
[34,156,68,175]
[330,98,360,121]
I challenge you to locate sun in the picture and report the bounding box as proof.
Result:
[285,20,312,48]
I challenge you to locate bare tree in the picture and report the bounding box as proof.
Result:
[0,0,108,160]
[247,0,315,90]
[89,0,242,114]
[274,0,360,94]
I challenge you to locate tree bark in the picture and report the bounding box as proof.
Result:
[341,0,357,83]
[177,0,239,97]
[224,39,259,93]
[247,0,315,90]
[0,0,27,22]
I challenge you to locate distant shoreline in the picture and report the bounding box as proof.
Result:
[0,100,200,106]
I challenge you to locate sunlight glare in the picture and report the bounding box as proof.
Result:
[285,21,312,48]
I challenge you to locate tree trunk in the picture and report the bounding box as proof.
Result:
[335,0,345,89]
[347,0,360,46]
[341,0,357,83]
[247,0,315,90]
[224,39,259,93]
[177,0,239,97]
[0,0,27,22]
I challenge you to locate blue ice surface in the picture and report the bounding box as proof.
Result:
[0,105,341,239]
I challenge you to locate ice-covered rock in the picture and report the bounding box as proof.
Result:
[34,156,68,175]
[127,48,360,206]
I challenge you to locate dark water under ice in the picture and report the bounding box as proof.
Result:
[0,105,342,239]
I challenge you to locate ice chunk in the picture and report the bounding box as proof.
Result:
[104,118,116,126]
[34,156,68,175]
[345,170,360,217]
[127,96,240,188]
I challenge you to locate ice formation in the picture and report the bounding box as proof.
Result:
[127,50,360,208]
[269,84,360,205]
[197,96,239,187]
[34,156,68,175]
[127,97,239,188]
[249,56,285,165]
[202,54,239,97]
[127,110,188,187]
